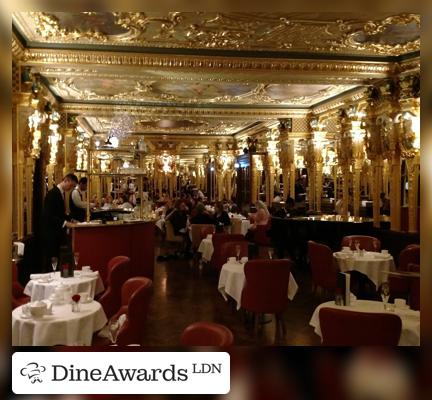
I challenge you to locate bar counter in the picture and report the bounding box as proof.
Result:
[71,220,155,282]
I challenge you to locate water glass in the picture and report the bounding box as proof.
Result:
[51,256,58,279]
[73,252,80,269]
[235,245,241,262]
[380,282,390,310]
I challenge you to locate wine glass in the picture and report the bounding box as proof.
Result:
[373,239,379,252]
[235,244,241,263]
[380,282,390,310]
[268,248,274,260]
[51,257,58,279]
[73,252,80,270]
[354,240,360,252]
[108,318,120,345]
[348,239,353,250]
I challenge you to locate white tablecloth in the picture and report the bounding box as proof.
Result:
[198,238,214,262]
[334,251,395,287]
[24,271,105,302]
[155,217,165,231]
[309,299,420,346]
[240,220,251,235]
[218,261,299,310]
[12,301,108,346]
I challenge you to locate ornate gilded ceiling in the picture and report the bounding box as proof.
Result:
[13,12,419,56]
[12,12,420,142]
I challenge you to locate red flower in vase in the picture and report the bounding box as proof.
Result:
[72,294,81,303]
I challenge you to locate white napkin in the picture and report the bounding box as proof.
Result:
[30,273,51,280]
[97,314,127,338]
[14,242,25,256]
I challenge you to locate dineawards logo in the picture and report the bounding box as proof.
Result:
[12,352,230,395]
[20,362,47,383]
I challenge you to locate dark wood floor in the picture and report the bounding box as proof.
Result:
[142,242,329,346]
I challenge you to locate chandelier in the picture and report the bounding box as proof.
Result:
[107,114,134,142]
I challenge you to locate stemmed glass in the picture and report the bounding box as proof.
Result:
[235,245,241,263]
[354,240,360,252]
[373,239,379,252]
[73,252,80,270]
[268,248,274,260]
[108,318,120,345]
[348,239,353,250]
[380,282,390,310]
[51,257,58,279]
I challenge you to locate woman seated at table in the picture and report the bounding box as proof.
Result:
[249,200,270,229]
[213,202,231,232]
[101,194,113,210]
[190,202,214,224]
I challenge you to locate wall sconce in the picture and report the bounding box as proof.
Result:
[398,111,420,151]
[47,110,61,165]
[28,109,46,159]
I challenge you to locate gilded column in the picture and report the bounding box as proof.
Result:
[305,140,315,211]
[336,109,352,218]
[250,154,259,204]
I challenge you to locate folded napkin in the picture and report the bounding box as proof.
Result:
[14,241,25,256]
[97,314,127,338]
[30,273,51,280]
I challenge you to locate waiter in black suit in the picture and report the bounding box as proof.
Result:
[42,173,78,272]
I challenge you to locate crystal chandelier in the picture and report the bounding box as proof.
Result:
[106,114,134,146]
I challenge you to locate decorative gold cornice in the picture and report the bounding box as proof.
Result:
[60,102,310,120]
[395,56,420,76]
[15,12,420,56]
[12,32,26,61]
[311,87,368,116]
[24,48,393,79]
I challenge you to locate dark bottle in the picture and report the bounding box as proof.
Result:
[58,244,75,278]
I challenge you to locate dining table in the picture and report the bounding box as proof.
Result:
[24,270,105,302]
[198,237,214,262]
[333,250,395,287]
[12,300,108,346]
[218,260,299,310]
[309,299,420,346]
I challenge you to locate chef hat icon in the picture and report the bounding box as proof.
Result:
[20,362,46,383]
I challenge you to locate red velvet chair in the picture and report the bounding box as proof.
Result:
[12,262,30,309]
[319,307,402,345]
[341,235,381,251]
[180,322,234,346]
[253,219,272,247]
[241,259,292,342]
[307,241,337,294]
[200,225,216,241]
[210,233,246,271]
[218,241,249,271]
[114,277,153,346]
[389,245,420,299]
[99,256,131,319]
[100,255,131,287]
[409,264,420,311]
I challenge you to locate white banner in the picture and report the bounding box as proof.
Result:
[12,352,230,394]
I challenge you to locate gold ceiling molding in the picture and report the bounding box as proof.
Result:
[49,76,356,107]
[12,33,26,61]
[61,102,309,120]
[311,87,368,115]
[15,12,419,56]
[34,65,372,86]
[23,48,392,79]
[395,56,420,76]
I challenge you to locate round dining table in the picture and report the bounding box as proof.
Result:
[333,250,395,287]
[198,237,214,262]
[12,301,108,346]
[24,270,105,302]
[218,260,299,310]
[309,299,420,346]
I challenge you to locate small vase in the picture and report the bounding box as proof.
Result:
[72,302,80,312]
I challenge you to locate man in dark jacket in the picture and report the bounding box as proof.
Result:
[42,173,78,271]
